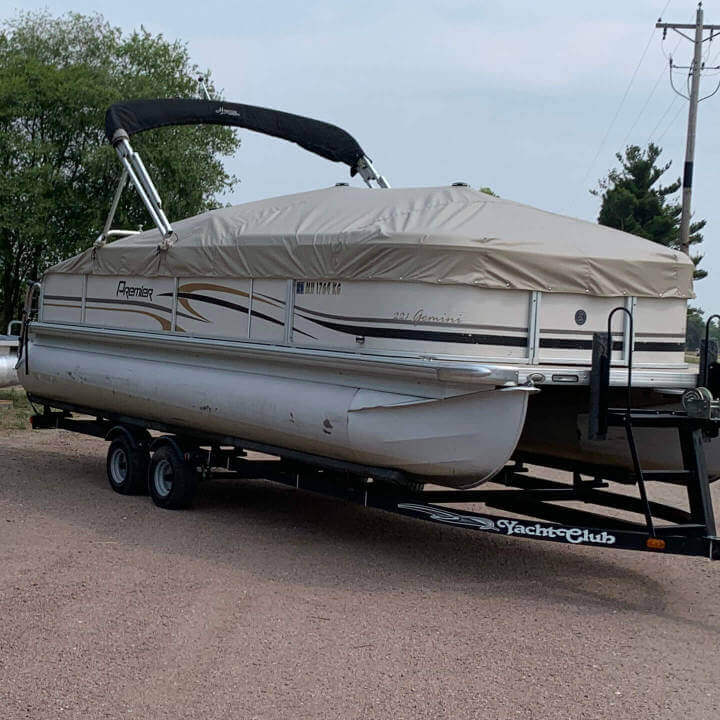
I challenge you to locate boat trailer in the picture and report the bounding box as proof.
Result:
[26,308,720,561]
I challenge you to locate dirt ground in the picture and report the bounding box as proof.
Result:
[1,427,719,720]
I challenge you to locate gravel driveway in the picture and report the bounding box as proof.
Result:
[1,428,719,719]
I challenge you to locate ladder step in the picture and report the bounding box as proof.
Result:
[654,523,707,537]
[640,470,692,484]
[606,411,702,428]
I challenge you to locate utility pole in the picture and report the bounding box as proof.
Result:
[657,3,720,255]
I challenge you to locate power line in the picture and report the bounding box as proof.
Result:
[706,39,720,68]
[581,0,674,186]
[656,101,685,142]
[620,49,676,149]
[625,35,683,148]
[647,95,679,143]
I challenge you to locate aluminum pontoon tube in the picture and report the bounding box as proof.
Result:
[19,330,532,486]
[0,337,19,388]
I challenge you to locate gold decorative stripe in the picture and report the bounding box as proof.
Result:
[85,305,171,331]
[46,303,185,332]
[44,302,80,311]
[177,282,284,320]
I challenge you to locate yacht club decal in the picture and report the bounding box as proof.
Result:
[397,503,617,546]
[396,504,498,530]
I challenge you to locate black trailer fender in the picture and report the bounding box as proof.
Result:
[105,424,151,450]
[149,434,190,458]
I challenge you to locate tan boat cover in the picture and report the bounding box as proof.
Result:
[49,185,694,298]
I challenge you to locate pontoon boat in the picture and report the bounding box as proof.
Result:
[14,99,710,488]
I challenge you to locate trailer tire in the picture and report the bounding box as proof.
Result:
[148,444,198,510]
[106,437,149,495]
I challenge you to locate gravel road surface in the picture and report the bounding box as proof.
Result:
[1,429,719,719]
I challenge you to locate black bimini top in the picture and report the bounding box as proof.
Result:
[105,98,366,173]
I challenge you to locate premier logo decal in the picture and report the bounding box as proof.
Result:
[397,504,616,546]
[116,280,154,302]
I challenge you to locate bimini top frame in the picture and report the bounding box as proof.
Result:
[97,98,390,249]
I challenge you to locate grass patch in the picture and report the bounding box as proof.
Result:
[0,386,32,431]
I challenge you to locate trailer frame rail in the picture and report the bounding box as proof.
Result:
[28,393,720,560]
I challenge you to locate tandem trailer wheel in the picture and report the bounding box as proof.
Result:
[148,444,199,510]
[106,437,149,495]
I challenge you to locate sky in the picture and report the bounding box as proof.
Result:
[5,0,720,311]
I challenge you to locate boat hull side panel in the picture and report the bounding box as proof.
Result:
[40,272,689,369]
[42,274,83,324]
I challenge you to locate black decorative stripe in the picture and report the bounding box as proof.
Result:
[539,337,683,352]
[42,294,683,352]
[85,296,201,323]
[175,292,316,340]
[635,332,686,339]
[539,328,683,339]
[305,315,528,346]
[294,305,526,333]
[44,294,81,302]
[540,338,622,350]
[177,292,248,313]
[636,341,686,352]
[252,291,286,308]
[307,316,684,351]
[47,294,199,323]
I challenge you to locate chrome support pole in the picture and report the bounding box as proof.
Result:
[130,151,163,208]
[118,153,167,233]
[96,168,129,246]
[284,279,295,345]
[526,291,541,363]
[247,278,254,338]
[19,282,42,374]
[622,296,636,364]
[81,274,88,323]
[355,156,390,188]
[198,76,212,100]
[111,131,174,243]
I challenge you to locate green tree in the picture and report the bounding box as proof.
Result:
[0,11,240,330]
[686,306,706,352]
[685,306,720,358]
[593,143,706,280]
